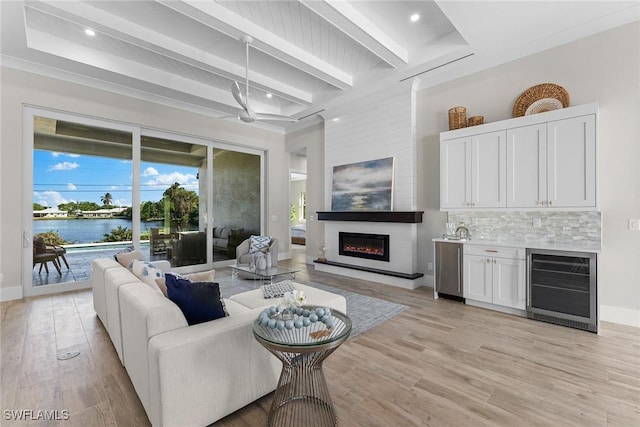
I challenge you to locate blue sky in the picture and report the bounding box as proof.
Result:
[33,150,199,208]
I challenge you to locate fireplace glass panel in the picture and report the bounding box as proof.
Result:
[339,232,390,262]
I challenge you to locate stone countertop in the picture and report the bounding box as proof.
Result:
[431,237,601,253]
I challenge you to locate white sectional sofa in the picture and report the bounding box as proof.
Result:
[92,258,347,427]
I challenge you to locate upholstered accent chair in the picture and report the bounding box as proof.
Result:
[235,237,279,267]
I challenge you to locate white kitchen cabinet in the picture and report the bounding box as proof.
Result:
[506,115,596,208]
[547,115,596,207]
[440,131,506,209]
[463,245,525,310]
[471,131,507,208]
[506,124,547,208]
[441,103,597,211]
[440,137,470,209]
[464,254,492,303]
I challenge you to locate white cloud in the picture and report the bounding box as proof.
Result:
[113,199,130,207]
[48,161,79,171]
[142,166,159,177]
[67,183,77,190]
[51,152,80,158]
[145,172,198,189]
[33,190,69,207]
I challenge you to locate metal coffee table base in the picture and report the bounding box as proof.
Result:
[265,348,340,427]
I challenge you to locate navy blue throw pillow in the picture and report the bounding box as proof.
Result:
[165,273,228,325]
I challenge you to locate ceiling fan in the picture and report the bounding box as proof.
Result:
[229,35,297,123]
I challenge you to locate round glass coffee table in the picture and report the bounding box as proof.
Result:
[252,306,352,427]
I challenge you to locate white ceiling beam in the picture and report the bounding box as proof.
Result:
[159,0,353,90]
[300,0,407,68]
[24,28,281,115]
[29,1,312,106]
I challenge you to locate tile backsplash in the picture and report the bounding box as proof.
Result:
[447,211,601,244]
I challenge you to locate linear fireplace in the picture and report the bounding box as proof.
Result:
[339,232,390,262]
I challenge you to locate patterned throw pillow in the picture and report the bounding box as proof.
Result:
[249,235,272,254]
[262,280,295,299]
[131,260,164,293]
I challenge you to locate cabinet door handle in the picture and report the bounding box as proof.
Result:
[493,259,497,264]
[457,247,461,293]
[485,249,498,253]
[548,200,553,206]
[486,259,490,263]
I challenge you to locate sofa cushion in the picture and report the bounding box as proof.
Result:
[116,249,145,269]
[155,269,216,297]
[223,299,252,316]
[249,235,272,253]
[131,260,164,293]
[165,274,228,325]
[220,228,231,239]
[213,227,224,238]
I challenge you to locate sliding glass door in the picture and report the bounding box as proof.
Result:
[140,132,209,268]
[25,110,138,296]
[24,108,265,296]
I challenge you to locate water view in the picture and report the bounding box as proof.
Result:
[33,218,164,244]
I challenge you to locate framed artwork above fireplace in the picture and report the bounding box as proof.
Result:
[331,157,394,211]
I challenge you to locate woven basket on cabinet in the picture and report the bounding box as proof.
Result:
[448,106,467,130]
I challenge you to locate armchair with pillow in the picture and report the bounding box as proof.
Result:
[236,236,278,268]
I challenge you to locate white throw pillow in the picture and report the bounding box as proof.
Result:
[131,260,164,293]
[116,250,145,269]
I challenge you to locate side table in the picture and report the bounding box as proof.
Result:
[252,306,351,427]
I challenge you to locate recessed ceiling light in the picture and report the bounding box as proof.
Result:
[410,14,420,23]
[266,93,272,98]
[332,118,340,122]
[84,28,95,36]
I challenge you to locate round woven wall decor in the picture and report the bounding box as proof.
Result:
[512,83,569,117]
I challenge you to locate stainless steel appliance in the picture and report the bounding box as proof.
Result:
[435,242,463,298]
[527,249,597,333]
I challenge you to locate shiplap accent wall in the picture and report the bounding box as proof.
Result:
[321,81,423,286]
[324,81,416,210]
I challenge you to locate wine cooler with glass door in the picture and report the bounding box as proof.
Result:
[527,249,597,333]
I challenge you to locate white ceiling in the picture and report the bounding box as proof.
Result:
[1,1,638,130]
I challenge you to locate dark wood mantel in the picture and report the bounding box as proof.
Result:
[316,211,423,223]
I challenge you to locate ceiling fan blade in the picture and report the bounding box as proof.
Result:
[231,81,247,110]
[255,113,298,122]
[238,109,257,123]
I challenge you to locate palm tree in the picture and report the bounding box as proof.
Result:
[101,192,113,209]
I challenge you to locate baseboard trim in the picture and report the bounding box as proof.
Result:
[0,286,23,302]
[600,304,640,328]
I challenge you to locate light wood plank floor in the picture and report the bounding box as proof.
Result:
[2,252,639,426]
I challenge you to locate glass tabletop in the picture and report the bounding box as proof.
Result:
[231,264,300,278]
[253,305,351,348]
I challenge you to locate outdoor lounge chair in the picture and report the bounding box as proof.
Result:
[33,237,61,275]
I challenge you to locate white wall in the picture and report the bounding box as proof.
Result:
[0,67,288,299]
[286,122,324,263]
[324,80,417,211]
[417,21,640,326]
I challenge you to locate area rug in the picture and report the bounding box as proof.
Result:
[217,277,407,337]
